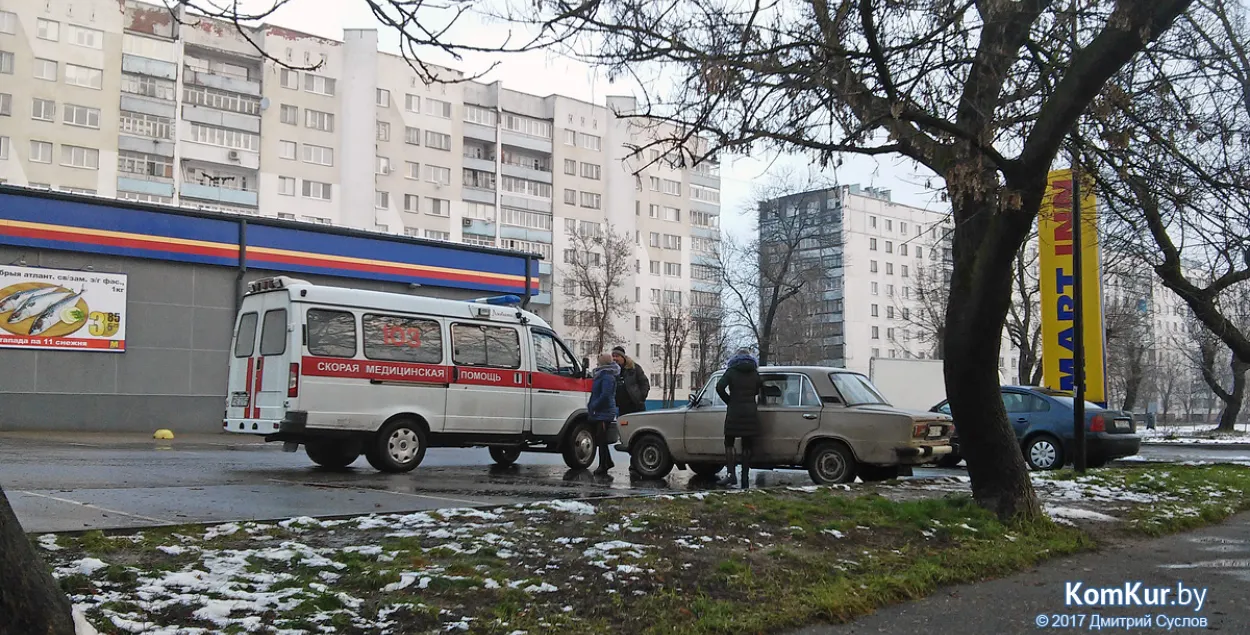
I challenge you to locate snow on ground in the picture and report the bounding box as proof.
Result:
[1043,505,1120,523]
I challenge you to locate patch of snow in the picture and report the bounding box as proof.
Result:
[39,534,62,552]
[483,578,500,589]
[156,545,187,556]
[1044,505,1120,522]
[58,557,108,577]
[203,523,240,540]
[524,582,559,593]
[539,500,597,515]
[822,529,845,539]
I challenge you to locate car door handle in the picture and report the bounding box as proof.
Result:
[803,413,818,420]
[1015,417,1028,423]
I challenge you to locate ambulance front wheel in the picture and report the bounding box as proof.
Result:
[561,420,597,470]
[367,418,428,473]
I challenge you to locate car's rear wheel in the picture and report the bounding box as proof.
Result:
[366,418,428,473]
[629,434,675,479]
[489,446,522,467]
[688,462,723,478]
[857,464,900,482]
[806,441,857,484]
[1024,434,1064,471]
[305,439,361,469]
[561,420,597,470]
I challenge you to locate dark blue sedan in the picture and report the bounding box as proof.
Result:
[930,386,1141,470]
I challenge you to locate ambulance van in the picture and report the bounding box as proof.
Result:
[225,276,598,472]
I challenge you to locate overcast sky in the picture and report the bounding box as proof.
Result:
[238,1,949,236]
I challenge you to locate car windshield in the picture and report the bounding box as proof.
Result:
[829,372,891,406]
[1048,396,1106,411]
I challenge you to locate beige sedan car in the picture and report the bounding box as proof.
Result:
[615,366,955,484]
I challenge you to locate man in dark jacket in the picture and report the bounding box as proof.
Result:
[587,352,621,475]
[715,348,763,488]
[611,345,650,415]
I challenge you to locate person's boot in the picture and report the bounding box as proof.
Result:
[740,446,752,490]
[717,446,737,486]
[594,439,614,475]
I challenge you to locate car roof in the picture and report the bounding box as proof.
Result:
[711,365,866,375]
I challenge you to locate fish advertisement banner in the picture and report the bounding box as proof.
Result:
[1037,168,1106,405]
[0,265,126,352]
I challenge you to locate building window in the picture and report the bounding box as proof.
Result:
[424,229,450,241]
[563,129,576,145]
[563,189,576,205]
[301,180,332,201]
[426,198,450,217]
[579,191,602,209]
[886,240,894,254]
[302,144,333,166]
[0,51,13,75]
[426,98,452,118]
[502,113,551,138]
[424,130,451,151]
[0,93,12,116]
[563,159,576,175]
[580,133,601,151]
[900,244,908,256]
[375,190,390,209]
[376,156,391,175]
[68,25,103,49]
[280,104,298,125]
[403,194,419,213]
[464,105,496,126]
[463,168,496,190]
[424,165,451,185]
[871,304,878,317]
[871,282,879,295]
[31,98,56,122]
[279,140,297,160]
[405,94,420,113]
[691,185,720,203]
[120,74,175,101]
[376,88,390,107]
[29,140,52,163]
[376,121,390,142]
[34,58,58,81]
[662,179,682,196]
[663,207,681,222]
[303,73,336,96]
[869,238,878,251]
[662,234,682,250]
[62,104,100,129]
[280,68,298,89]
[664,262,681,277]
[405,126,420,145]
[580,163,601,180]
[0,11,16,35]
[64,64,103,89]
[886,262,894,275]
[188,123,259,151]
[305,109,334,132]
[872,326,879,340]
[0,136,8,160]
[117,151,173,179]
[278,176,296,196]
[119,111,173,140]
[183,85,261,115]
[405,161,419,180]
[887,306,895,319]
[501,176,552,198]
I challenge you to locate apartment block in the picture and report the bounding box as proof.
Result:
[761,185,1023,379]
[0,1,723,389]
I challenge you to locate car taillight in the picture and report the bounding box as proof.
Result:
[1090,414,1105,433]
[913,423,929,438]
[288,363,300,397]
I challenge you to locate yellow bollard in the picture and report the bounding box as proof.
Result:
[153,429,174,440]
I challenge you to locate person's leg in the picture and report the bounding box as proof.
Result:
[718,435,738,485]
[595,421,614,473]
[740,435,754,489]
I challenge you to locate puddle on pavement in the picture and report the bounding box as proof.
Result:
[1199,544,1250,553]
[1188,536,1249,545]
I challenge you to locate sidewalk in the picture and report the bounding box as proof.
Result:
[789,511,1250,634]
[0,430,274,450]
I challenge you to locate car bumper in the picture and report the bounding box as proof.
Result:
[1086,433,1141,459]
[895,444,953,462]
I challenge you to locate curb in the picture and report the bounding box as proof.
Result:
[1142,441,1250,450]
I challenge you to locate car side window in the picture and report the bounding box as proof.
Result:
[760,374,818,407]
[1002,392,1031,414]
[702,373,725,407]
[1027,395,1051,412]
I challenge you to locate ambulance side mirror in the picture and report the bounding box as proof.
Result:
[581,357,590,378]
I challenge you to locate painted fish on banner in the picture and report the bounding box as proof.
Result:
[0,264,127,352]
[1037,168,1106,405]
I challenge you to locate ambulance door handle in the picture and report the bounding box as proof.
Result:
[452,366,459,382]
[537,389,559,395]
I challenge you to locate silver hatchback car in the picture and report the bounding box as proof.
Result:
[614,366,955,484]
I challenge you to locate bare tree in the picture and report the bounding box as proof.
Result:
[690,292,733,390]
[898,260,949,360]
[1004,240,1044,387]
[561,226,632,355]
[653,292,693,406]
[1102,297,1153,412]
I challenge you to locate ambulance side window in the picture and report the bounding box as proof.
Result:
[233,312,257,358]
[452,323,521,369]
[259,309,287,356]
[306,309,357,358]
[531,331,579,376]
[363,314,443,364]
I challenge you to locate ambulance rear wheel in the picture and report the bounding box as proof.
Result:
[305,439,361,469]
[367,419,428,473]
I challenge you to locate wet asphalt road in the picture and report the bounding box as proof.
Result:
[0,434,1244,533]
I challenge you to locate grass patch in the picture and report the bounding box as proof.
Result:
[39,465,1250,635]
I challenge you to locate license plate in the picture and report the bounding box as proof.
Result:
[1114,420,1130,431]
[927,425,943,438]
[231,393,250,408]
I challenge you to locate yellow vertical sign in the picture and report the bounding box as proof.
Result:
[1038,168,1106,405]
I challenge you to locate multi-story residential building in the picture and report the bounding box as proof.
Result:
[0,0,722,390]
[761,184,1022,380]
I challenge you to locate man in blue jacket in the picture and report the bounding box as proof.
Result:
[587,352,620,475]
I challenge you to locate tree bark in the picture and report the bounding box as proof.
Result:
[943,191,1041,522]
[0,484,76,635]
[1217,360,1249,432]
[1121,348,1145,412]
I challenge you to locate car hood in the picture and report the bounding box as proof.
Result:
[621,407,689,420]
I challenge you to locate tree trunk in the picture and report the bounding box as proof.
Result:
[0,484,76,635]
[1122,349,1144,412]
[942,194,1040,522]
[1217,360,1249,432]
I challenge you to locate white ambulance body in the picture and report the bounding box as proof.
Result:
[225,276,599,472]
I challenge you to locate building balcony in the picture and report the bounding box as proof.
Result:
[462,188,496,205]
[501,163,553,185]
[121,54,177,80]
[180,182,259,207]
[500,225,553,244]
[118,135,175,158]
[500,130,552,154]
[182,104,261,134]
[183,69,261,97]
[690,199,721,215]
[120,94,176,119]
[690,171,720,190]
[529,291,552,305]
[692,279,720,293]
[500,194,552,214]
[691,252,718,266]
[691,225,719,239]
[463,156,496,173]
[538,261,552,275]
[117,176,175,198]
[464,123,498,143]
[462,218,497,237]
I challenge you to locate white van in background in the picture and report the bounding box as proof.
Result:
[225,276,597,472]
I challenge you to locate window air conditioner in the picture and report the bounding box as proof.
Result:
[462,218,473,227]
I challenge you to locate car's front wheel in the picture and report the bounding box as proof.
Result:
[806,441,857,484]
[629,434,674,479]
[1024,434,1064,471]
[489,446,522,467]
